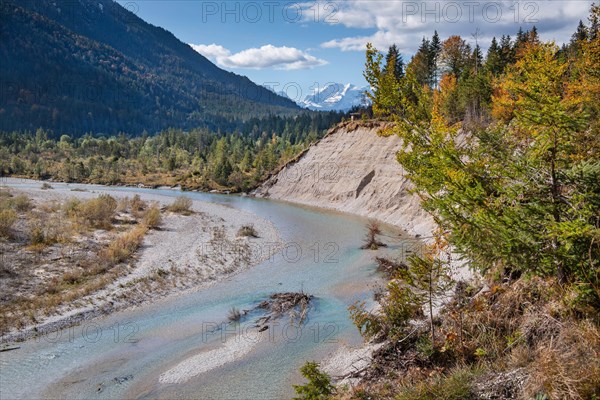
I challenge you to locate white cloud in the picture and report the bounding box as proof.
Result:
[190,43,328,70]
[307,0,594,54]
[190,44,230,61]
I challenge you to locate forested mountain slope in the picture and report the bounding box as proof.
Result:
[0,0,300,135]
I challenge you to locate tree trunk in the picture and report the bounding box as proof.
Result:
[550,133,566,284]
[429,269,435,345]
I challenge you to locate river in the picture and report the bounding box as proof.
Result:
[0,182,417,399]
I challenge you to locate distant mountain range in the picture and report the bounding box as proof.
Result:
[0,0,300,135]
[295,83,371,112]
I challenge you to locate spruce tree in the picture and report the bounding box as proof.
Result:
[485,37,503,75]
[412,38,433,87]
[569,20,590,55]
[429,31,442,87]
[572,19,589,43]
[384,44,405,80]
[499,35,515,68]
[472,44,483,75]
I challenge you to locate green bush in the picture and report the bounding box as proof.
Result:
[349,282,421,340]
[293,361,334,400]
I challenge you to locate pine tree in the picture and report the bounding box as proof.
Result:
[569,20,590,56]
[529,26,540,43]
[493,42,597,286]
[516,27,526,46]
[590,4,599,40]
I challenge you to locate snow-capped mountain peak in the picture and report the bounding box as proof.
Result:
[298,83,371,112]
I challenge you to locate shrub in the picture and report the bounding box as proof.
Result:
[0,209,17,237]
[168,196,193,214]
[78,194,117,229]
[293,361,335,400]
[237,224,259,238]
[130,194,147,218]
[349,301,383,340]
[143,204,162,229]
[12,194,33,212]
[61,269,83,285]
[27,214,68,246]
[117,197,130,213]
[100,225,147,264]
[41,182,53,190]
[29,225,45,245]
[63,197,82,217]
[350,282,421,340]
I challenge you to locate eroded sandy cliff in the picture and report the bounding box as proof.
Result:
[254,121,435,237]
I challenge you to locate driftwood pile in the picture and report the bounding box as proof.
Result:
[258,292,313,324]
[227,292,315,332]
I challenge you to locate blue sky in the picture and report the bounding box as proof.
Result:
[117,1,594,102]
